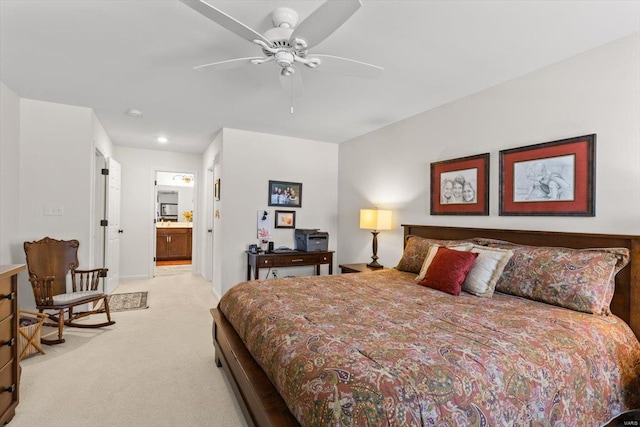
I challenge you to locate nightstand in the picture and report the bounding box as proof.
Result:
[339,263,388,274]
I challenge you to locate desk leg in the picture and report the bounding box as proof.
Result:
[329,263,333,275]
[254,267,260,280]
[247,264,251,281]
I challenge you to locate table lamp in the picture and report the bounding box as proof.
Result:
[360,209,393,268]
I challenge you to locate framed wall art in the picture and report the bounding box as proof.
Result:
[499,134,596,216]
[274,210,296,229]
[268,180,302,208]
[431,153,490,215]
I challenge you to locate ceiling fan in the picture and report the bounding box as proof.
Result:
[180,0,383,107]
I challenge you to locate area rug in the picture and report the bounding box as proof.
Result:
[107,291,149,312]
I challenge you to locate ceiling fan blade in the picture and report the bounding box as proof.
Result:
[279,67,303,99]
[180,0,273,47]
[193,57,263,71]
[309,54,383,79]
[290,0,361,50]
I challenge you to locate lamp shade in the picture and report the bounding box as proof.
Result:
[359,209,393,231]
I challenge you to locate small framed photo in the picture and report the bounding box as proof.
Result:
[268,180,302,208]
[214,179,220,201]
[430,153,490,215]
[275,210,296,228]
[499,134,595,216]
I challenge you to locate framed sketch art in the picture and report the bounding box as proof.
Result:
[499,134,596,216]
[268,180,302,208]
[430,153,489,215]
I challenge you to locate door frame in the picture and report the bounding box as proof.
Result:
[149,168,198,278]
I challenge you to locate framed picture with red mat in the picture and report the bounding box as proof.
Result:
[431,153,489,215]
[499,134,595,216]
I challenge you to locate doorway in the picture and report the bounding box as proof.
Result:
[154,170,195,277]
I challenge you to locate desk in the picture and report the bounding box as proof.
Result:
[246,251,334,280]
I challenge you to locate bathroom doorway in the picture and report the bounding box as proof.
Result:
[154,170,195,277]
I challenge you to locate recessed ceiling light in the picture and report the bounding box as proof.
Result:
[126,108,143,118]
[157,136,168,144]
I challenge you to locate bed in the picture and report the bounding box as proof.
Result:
[211,225,640,426]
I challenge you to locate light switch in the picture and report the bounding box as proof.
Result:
[44,204,64,216]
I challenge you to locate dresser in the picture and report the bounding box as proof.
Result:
[246,251,333,280]
[0,265,22,425]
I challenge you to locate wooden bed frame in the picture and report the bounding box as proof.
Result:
[211,225,640,427]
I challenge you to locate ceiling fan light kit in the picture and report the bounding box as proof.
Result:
[180,0,383,109]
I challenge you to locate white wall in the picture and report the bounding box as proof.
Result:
[200,131,222,298]
[215,128,339,295]
[113,146,201,280]
[15,98,113,308]
[0,82,21,265]
[338,33,640,268]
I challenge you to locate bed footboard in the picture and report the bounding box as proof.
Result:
[210,308,300,427]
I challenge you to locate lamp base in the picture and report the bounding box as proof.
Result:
[366,260,384,269]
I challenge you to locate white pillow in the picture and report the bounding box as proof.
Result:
[414,243,473,283]
[462,245,513,297]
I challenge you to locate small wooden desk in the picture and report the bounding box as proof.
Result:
[246,251,334,280]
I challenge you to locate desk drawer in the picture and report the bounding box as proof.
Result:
[274,253,331,266]
[256,257,274,267]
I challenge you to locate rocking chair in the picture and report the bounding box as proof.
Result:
[23,237,115,345]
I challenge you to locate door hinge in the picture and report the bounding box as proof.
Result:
[100,220,108,226]
[101,168,109,175]
[153,257,156,262]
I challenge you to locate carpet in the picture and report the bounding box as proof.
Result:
[155,265,192,276]
[107,291,149,312]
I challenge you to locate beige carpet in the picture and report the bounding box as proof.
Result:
[13,272,247,427]
[155,264,193,276]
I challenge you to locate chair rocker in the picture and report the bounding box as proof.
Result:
[23,237,115,345]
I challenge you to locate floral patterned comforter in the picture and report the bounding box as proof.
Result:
[219,269,640,426]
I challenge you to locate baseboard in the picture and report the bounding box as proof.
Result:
[120,274,151,281]
[211,285,221,302]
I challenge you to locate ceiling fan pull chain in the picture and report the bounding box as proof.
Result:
[290,81,294,114]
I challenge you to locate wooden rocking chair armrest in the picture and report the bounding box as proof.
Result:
[74,268,108,278]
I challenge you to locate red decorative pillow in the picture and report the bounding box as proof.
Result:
[418,247,479,295]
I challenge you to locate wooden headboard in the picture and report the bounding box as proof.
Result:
[402,224,640,340]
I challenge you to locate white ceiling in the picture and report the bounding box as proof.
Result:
[1,1,638,154]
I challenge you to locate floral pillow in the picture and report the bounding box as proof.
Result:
[395,235,475,274]
[486,241,629,315]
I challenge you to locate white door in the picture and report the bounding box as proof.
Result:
[205,167,214,281]
[105,158,121,294]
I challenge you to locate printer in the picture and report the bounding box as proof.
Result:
[294,229,329,252]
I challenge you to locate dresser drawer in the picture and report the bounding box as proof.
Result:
[0,317,13,368]
[0,278,13,322]
[0,356,16,416]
